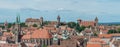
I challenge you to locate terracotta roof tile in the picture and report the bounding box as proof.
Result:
[89,38,106,44]
[3,32,14,37]
[0,43,19,47]
[31,29,52,39]
[87,44,101,47]
[98,34,112,38]
[22,34,31,40]
[0,36,7,41]
[80,21,95,27]
[22,29,52,39]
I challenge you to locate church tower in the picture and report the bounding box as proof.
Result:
[95,17,98,26]
[40,17,43,27]
[77,19,82,26]
[57,15,60,28]
[15,14,22,44]
[4,20,8,31]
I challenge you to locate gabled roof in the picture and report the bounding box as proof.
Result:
[80,21,95,27]
[89,38,106,44]
[98,34,112,38]
[3,32,14,37]
[87,44,101,47]
[31,29,52,39]
[22,29,52,39]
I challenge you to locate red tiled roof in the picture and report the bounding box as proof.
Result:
[0,43,19,47]
[22,34,31,40]
[31,29,52,39]
[89,38,106,44]
[48,21,57,26]
[3,32,14,37]
[22,29,52,39]
[100,29,108,33]
[99,34,120,38]
[87,44,101,47]
[25,18,40,22]
[98,34,112,38]
[80,21,95,27]
[0,36,7,41]
[110,33,120,36]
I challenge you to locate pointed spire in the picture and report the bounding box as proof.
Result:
[16,16,18,24]
[57,15,61,28]
[4,20,8,26]
[57,15,60,19]
[40,17,43,20]
[4,20,8,31]
[18,15,20,23]
[95,17,98,22]
[16,13,21,24]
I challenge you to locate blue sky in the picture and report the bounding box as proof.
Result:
[0,0,120,23]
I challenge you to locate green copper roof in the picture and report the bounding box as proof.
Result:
[16,13,21,24]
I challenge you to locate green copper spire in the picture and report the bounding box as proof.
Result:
[16,13,21,24]
[16,16,19,24]
[18,14,21,24]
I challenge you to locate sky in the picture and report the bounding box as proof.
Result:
[0,0,120,23]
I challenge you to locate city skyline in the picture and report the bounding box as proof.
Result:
[0,0,120,23]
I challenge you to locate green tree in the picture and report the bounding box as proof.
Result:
[8,23,12,28]
[43,45,47,47]
[20,23,28,27]
[107,29,117,34]
[94,33,98,36]
[117,28,120,33]
[67,22,76,28]
[75,23,86,33]
[33,24,38,27]
[43,21,50,25]
[0,26,5,29]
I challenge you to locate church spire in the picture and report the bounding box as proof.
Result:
[95,17,98,22]
[95,17,98,26]
[40,16,43,28]
[4,20,8,31]
[16,13,20,24]
[15,13,21,44]
[57,15,60,28]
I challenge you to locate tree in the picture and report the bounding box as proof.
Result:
[33,24,38,27]
[75,23,86,33]
[7,23,12,28]
[20,23,28,27]
[107,29,117,34]
[67,22,76,28]
[60,22,66,26]
[94,33,98,36]
[43,45,47,47]
[0,26,5,29]
[117,28,120,33]
[43,21,50,25]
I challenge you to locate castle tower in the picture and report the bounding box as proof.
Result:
[57,15,60,27]
[95,17,98,26]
